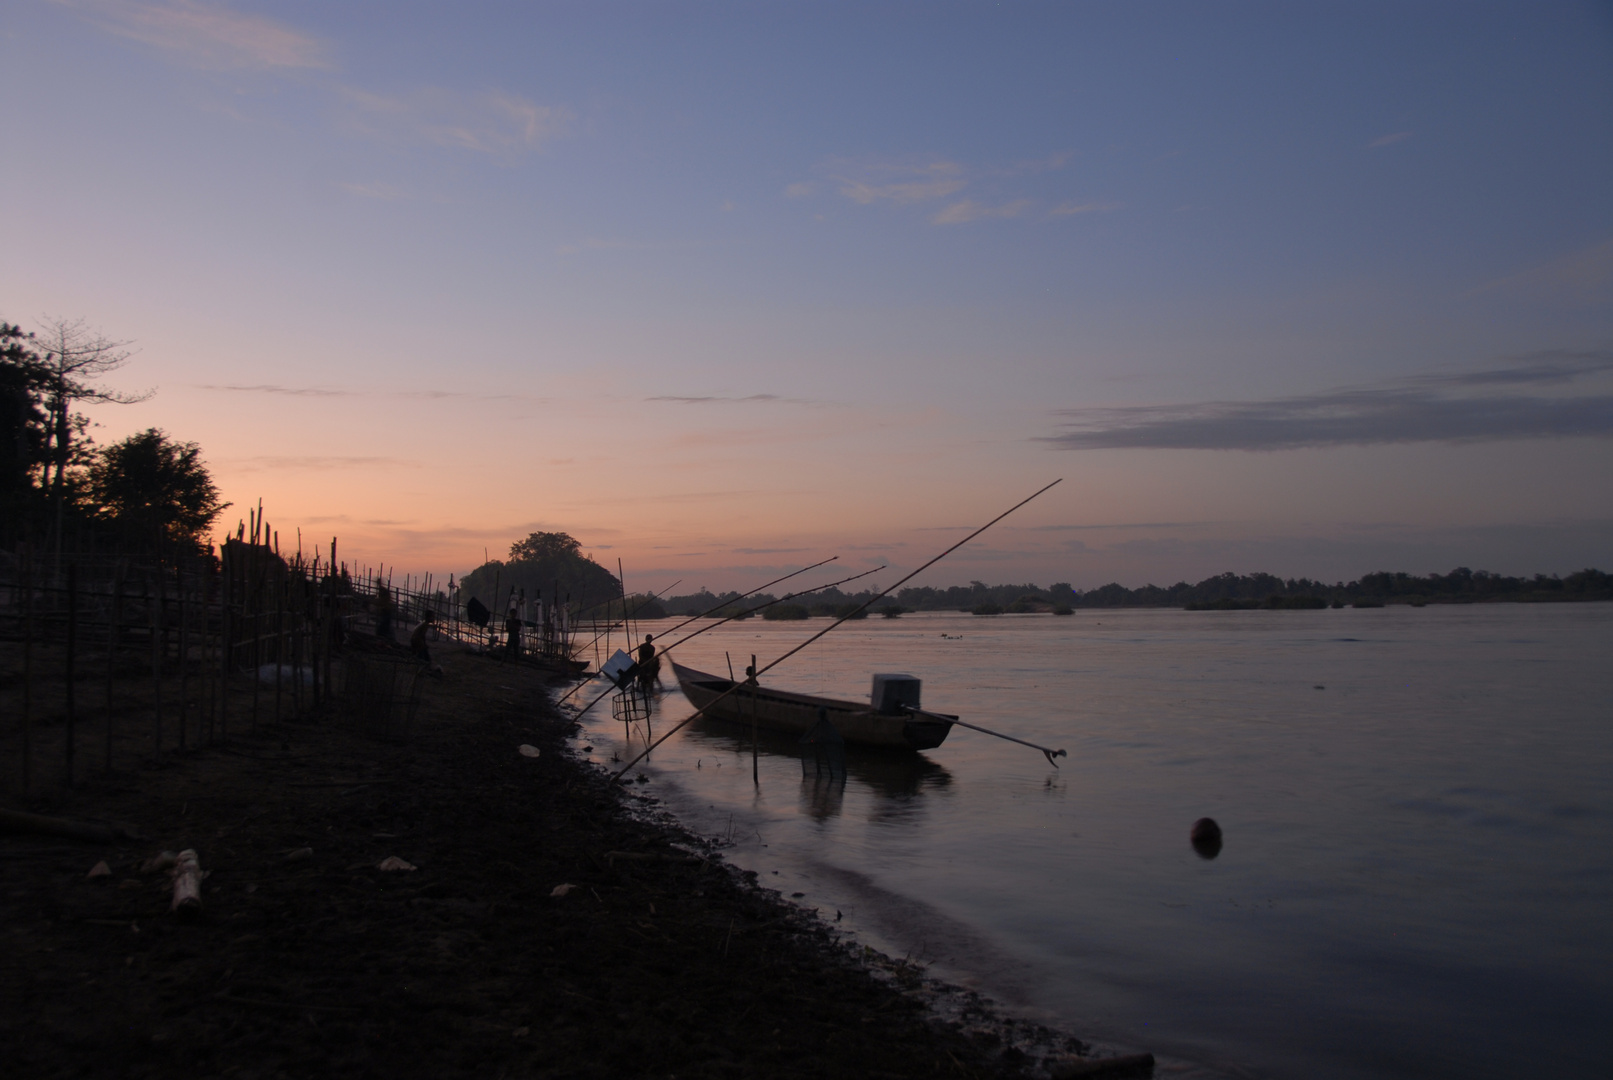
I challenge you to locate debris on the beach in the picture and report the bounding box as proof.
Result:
[1314,684,1325,690]
[550,883,577,898]
[141,851,179,874]
[284,847,313,862]
[1,807,138,845]
[376,856,417,872]
[518,744,541,758]
[170,849,203,918]
[87,861,112,879]
[512,1027,530,1038]
[1049,1052,1156,1078]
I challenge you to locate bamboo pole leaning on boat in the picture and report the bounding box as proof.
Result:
[611,479,1064,783]
[556,559,837,706]
[563,563,882,726]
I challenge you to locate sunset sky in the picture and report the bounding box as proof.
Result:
[5,1,1611,593]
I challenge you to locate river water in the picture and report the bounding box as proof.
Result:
[564,604,1613,1079]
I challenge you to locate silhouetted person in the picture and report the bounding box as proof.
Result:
[636,633,661,692]
[505,608,522,660]
[410,610,435,663]
[374,583,395,640]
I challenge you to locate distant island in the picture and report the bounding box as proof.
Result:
[623,566,1613,618]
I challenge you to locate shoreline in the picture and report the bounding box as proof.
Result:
[1,642,1113,1078]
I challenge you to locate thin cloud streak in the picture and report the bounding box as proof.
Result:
[61,0,332,70]
[197,383,541,402]
[933,199,1032,225]
[339,86,570,156]
[226,455,421,471]
[1044,351,1613,451]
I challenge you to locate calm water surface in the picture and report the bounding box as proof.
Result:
[563,605,1613,1079]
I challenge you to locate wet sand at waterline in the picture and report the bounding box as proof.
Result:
[576,604,1613,1080]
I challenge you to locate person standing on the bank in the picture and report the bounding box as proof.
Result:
[637,633,661,692]
[374,582,395,640]
[410,610,435,662]
[505,607,522,660]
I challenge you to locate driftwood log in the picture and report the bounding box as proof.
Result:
[0,808,142,845]
[170,849,203,919]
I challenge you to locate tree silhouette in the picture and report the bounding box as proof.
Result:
[87,428,229,553]
[31,318,152,555]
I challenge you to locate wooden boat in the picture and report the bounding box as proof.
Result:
[671,660,953,750]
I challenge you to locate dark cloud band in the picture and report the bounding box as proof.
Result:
[1045,350,1613,451]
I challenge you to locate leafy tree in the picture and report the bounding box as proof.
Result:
[461,531,619,615]
[509,531,584,563]
[87,428,229,553]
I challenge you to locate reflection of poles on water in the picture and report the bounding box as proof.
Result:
[750,654,759,787]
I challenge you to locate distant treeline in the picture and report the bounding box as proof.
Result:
[624,567,1613,617]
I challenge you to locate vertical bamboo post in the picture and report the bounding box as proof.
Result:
[65,562,78,788]
[310,555,321,709]
[292,573,304,716]
[177,561,189,751]
[274,580,284,724]
[325,538,336,697]
[220,546,232,743]
[20,544,32,795]
[203,555,215,745]
[250,534,261,730]
[751,654,759,787]
[107,565,122,772]
[151,572,164,759]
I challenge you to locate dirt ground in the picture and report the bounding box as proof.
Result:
[0,641,1094,1079]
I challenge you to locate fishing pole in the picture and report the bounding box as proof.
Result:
[611,478,1064,782]
[643,556,840,643]
[555,557,837,706]
[902,706,1067,768]
[558,557,841,718]
[563,564,881,724]
[655,563,885,655]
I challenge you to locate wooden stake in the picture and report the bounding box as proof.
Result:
[151,572,164,758]
[107,565,122,772]
[177,561,189,751]
[65,562,77,788]
[19,544,32,794]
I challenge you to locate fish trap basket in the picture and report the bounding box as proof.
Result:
[610,688,650,724]
[342,655,424,742]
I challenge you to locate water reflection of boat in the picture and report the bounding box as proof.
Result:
[671,660,953,750]
[681,712,953,799]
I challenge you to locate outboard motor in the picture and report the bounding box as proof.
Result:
[870,673,921,715]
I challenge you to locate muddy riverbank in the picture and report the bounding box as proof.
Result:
[1,641,1093,1078]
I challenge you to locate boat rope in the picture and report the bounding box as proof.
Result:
[610,478,1064,783]
[902,706,1067,768]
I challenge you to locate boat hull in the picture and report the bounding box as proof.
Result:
[671,661,952,751]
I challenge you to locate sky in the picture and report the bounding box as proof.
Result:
[4,0,1611,594]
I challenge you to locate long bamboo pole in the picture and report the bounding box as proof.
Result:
[611,479,1063,782]
[107,564,121,771]
[563,564,883,724]
[20,544,32,794]
[556,560,835,706]
[64,562,77,787]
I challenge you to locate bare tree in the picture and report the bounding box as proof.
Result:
[31,317,152,558]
